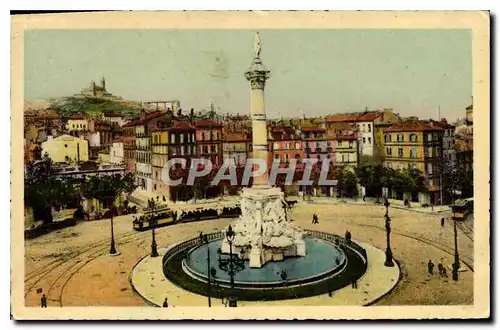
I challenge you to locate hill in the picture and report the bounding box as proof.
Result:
[51,97,143,117]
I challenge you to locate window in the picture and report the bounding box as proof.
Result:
[427,133,433,142]
[181,146,184,156]
[180,134,184,144]
[187,134,191,143]
[368,124,372,132]
[202,132,206,141]
[386,147,392,156]
[398,148,404,157]
[362,124,366,132]
[409,134,417,142]
[210,132,214,140]
[285,154,289,163]
[274,142,279,150]
[337,141,343,147]
[368,137,371,144]
[341,154,345,162]
[211,145,216,153]
[326,141,331,147]
[385,134,391,143]
[295,142,300,149]
[203,145,209,154]
[427,163,433,174]
[397,134,404,142]
[64,144,68,148]
[362,137,366,144]
[171,134,176,144]
[428,147,433,158]
[349,141,353,148]
[410,147,417,158]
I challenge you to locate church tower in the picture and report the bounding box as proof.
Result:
[101,76,106,91]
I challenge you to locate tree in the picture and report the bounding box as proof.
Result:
[24,155,80,224]
[356,165,384,201]
[338,168,358,198]
[81,173,136,254]
[399,167,427,202]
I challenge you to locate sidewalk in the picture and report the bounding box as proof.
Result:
[303,197,450,214]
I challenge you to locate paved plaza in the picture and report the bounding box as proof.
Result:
[24,202,474,307]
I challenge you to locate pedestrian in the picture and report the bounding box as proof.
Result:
[441,217,445,227]
[41,294,47,308]
[442,267,448,278]
[437,262,444,276]
[428,260,434,275]
[351,278,358,289]
[162,297,169,307]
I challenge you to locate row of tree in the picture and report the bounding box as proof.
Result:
[25,155,136,224]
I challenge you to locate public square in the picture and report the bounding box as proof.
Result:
[24,202,474,307]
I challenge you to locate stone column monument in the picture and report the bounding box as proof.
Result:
[220,32,306,268]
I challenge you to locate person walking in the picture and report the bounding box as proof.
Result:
[41,294,47,308]
[428,260,435,275]
[437,262,444,276]
[442,267,448,278]
[162,297,169,307]
[351,278,358,289]
[441,217,445,227]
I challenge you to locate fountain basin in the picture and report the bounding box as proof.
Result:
[182,237,346,288]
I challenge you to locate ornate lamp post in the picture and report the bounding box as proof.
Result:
[384,198,394,267]
[200,232,213,307]
[109,205,117,255]
[452,218,460,281]
[150,201,159,258]
[384,197,390,217]
[217,225,245,307]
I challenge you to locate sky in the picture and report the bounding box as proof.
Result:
[24,29,472,121]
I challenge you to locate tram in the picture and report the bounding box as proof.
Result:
[451,197,474,220]
[132,205,176,231]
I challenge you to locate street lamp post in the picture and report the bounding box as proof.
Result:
[200,233,212,307]
[217,225,245,307]
[384,197,390,217]
[109,205,117,255]
[150,201,159,258]
[384,198,394,267]
[452,218,460,281]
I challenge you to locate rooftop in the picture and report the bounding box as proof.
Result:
[195,119,222,128]
[384,121,444,133]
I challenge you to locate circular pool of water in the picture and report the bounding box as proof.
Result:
[182,237,346,286]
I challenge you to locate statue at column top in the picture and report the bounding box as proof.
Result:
[254,32,261,58]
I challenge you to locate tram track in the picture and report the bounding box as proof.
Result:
[24,230,148,305]
[352,223,474,271]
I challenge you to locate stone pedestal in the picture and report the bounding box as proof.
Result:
[221,186,306,268]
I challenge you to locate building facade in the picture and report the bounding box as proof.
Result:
[383,121,444,204]
[332,134,358,168]
[301,126,332,163]
[195,120,223,168]
[222,133,250,167]
[41,134,89,163]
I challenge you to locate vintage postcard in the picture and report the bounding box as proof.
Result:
[11,11,490,320]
